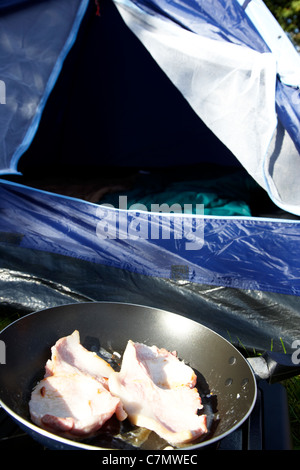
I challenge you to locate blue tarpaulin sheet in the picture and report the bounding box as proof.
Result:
[0,0,300,352]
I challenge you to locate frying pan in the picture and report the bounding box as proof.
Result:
[0,301,298,450]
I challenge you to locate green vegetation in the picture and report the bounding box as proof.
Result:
[264,0,300,50]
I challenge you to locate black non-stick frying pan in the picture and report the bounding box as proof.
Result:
[0,302,298,450]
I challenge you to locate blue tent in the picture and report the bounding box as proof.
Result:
[0,0,300,352]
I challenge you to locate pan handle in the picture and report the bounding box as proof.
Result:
[247,351,300,383]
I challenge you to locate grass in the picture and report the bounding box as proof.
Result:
[233,335,300,450]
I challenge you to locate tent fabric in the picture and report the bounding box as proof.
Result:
[16,0,242,172]
[1,242,299,354]
[2,0,300,213]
